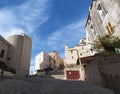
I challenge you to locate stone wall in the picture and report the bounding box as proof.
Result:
[0,36,9,63]
[0,69,15,77]
[85,0,120,57]
[84,55,120,93]
[83,56,105,85]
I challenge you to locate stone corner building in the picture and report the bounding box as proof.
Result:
[85,0,120,54]
[0,34,32,77]
[84,0,120,93]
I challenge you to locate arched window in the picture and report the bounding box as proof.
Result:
[0,49,5,58]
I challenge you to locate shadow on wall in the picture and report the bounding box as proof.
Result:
[0,60,16,76]
[82,55,120,94]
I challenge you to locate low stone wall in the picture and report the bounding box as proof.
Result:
[102,74,120,94]
[0,69,15,77]
[84,55,120,94]
[84,56,105,86]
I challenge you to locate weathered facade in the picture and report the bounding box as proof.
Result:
[48,51,64,70]
[0,35,14,76]
[80,56,105,85]
[64,38,90,80]
[81,55,120,94]
[85,0,120,55]
[35,51,59,74]
[7,34,32,76]
[0,35,9,63]
[0,34,32,77]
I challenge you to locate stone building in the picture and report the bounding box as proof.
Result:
[64,38,90,80]
[48,51,64,70]
[0,34,32,76]
[0,35,10,63]
[85,0,120,54]
[0,35,14,76]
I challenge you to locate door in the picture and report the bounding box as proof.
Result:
[66,71,80,80]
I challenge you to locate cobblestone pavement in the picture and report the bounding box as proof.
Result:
[0,75,115,94]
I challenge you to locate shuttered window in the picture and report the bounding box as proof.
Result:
[106,22,114,34]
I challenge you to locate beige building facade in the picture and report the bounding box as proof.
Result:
[85,0,120,54]
[35,51,64,75]
[0,35,9,63]
[0,35,14,76]
[35,51,56,71]
[64,38,90,80]
[48,51,64,69]
[0,34,32,76]
[65,38,90,65]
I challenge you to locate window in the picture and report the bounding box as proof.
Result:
[106,22,114,34]
[71,51,73,53]
[90,25,97,37]
[87,15,91,26]
[80,53,82,56]
[0,49,5,58]
[97,3,108,21]
[7,57,11,61]
[54,60,56,64]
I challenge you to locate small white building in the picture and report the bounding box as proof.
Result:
[35,51,56,74]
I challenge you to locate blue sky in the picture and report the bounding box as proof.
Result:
[0,0,91,74]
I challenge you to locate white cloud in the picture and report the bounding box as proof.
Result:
[45,18,86,58]
[0,0,50,38]
[46,18,86,50]
[0,0,87,74]
[0,0,51,75]
[2,28,25,38]
[29,18,86,74]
